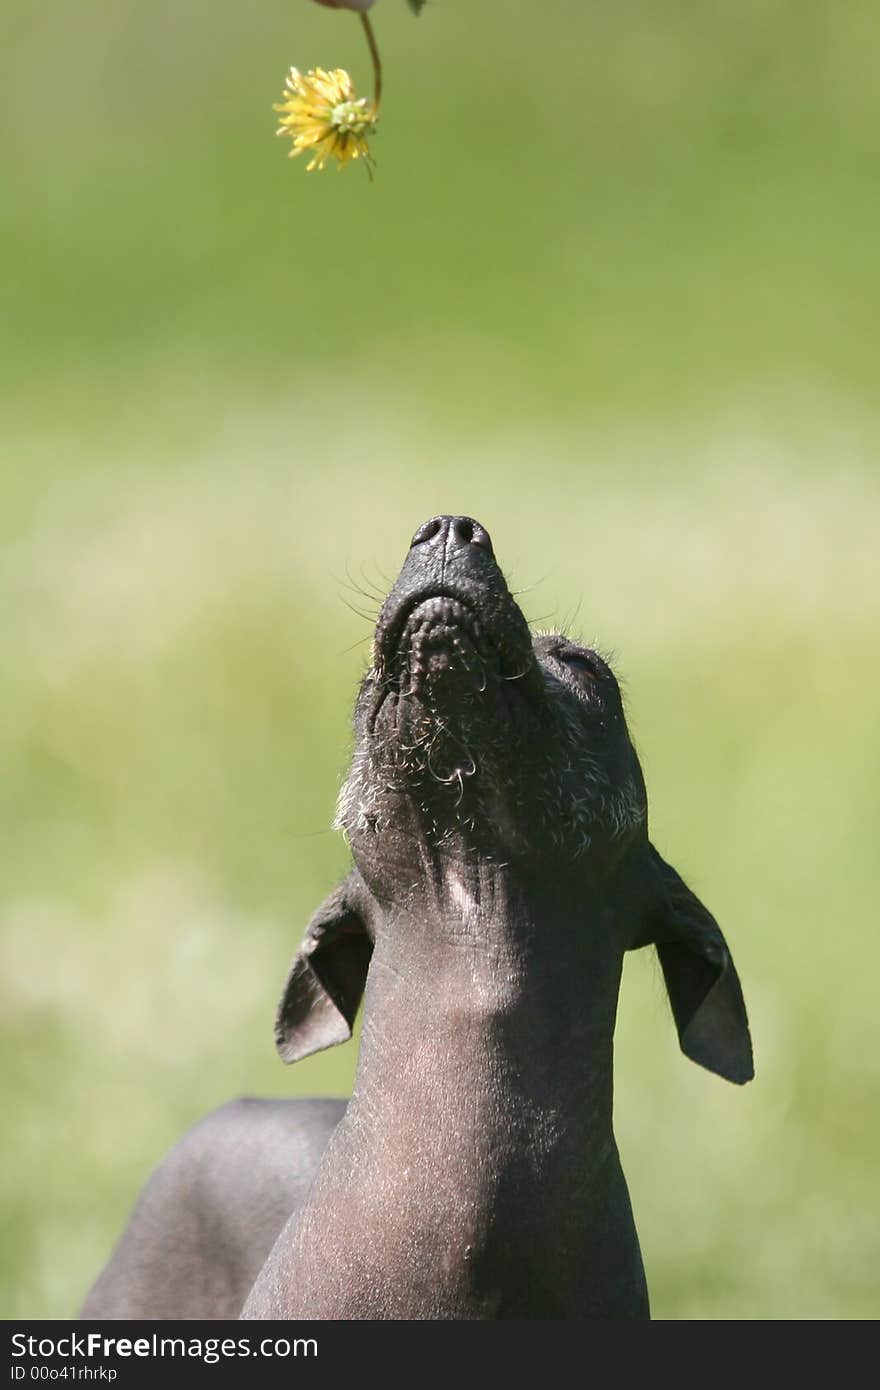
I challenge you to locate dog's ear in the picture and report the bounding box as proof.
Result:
[639,844,754,1085]
[275,870,374,1064]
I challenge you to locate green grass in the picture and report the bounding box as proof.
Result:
[2,0,879,1319]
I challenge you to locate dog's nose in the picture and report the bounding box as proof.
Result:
[410,516,494,557]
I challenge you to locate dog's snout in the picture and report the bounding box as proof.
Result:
[410,515,494,558]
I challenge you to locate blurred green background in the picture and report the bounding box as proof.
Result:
[2,0,879,1320]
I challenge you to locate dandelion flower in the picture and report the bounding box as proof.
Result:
[274,67,377,172]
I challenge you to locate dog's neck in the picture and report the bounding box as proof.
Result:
[359,863,623,1116]
[242,865,649,1320]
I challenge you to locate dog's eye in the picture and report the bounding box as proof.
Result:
[559,651,597,680]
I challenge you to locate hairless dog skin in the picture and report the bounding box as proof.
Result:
[83,515,752,1321]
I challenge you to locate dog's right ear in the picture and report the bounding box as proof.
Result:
[275,870,374,1064]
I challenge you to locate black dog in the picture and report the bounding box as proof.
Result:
[84,515,752,1320]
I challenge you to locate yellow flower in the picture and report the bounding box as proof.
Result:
[274,67,377,172]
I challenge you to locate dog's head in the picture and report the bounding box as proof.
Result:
[276,516,753,1087]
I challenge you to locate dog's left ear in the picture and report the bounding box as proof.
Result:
[638,844,754,1085]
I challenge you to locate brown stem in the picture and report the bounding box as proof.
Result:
[360,12,382,112]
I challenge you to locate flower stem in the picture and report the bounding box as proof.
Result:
[360,12,382,113]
